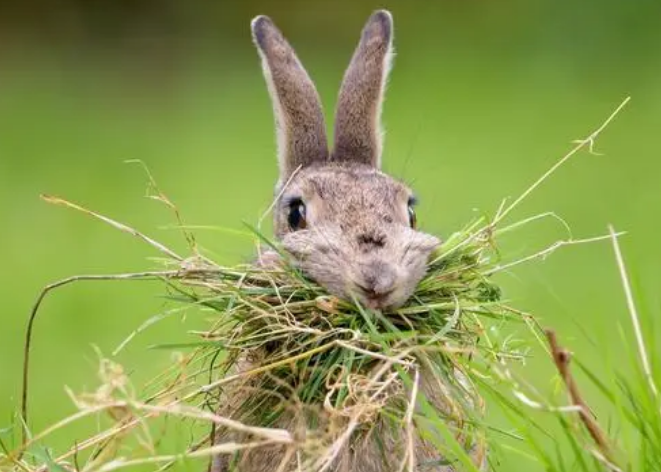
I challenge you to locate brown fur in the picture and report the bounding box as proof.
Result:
[210,10,486,471]
[333,11,393,168]
[252,15,329,183]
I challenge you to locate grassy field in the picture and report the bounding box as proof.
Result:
[1,2,660,469]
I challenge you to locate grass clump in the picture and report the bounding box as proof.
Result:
[146,215,506,468]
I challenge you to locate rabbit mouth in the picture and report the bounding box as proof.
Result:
[353,283,398,310]
[281,227,439,312]
[360,293,399,311]
[346,257,415,310]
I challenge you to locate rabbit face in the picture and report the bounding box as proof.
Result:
[252,11,438,310]
[275,165,439,309]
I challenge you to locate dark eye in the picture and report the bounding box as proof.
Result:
[407,197,417,229]
[288,199,307,231]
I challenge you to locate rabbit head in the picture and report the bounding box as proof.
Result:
[252,10,440,310]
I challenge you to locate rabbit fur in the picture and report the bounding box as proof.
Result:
[209,10,486,472]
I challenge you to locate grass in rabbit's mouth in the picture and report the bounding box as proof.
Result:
[164,217,507,430]
[7,98,645,472]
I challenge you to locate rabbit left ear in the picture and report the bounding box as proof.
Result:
[332,10,394,169]
[251,16,329,184]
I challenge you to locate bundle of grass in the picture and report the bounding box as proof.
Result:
[168,218,504,469]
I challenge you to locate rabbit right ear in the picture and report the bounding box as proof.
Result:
[332,10,394,169]
[251,16,329,183]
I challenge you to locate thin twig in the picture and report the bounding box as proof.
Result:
[125,159,199,254]
[609,225,659,399]
[545,329,617,465]
[398,368,420,472]
[135,403,292,442]
[335,341,411,365]
[496,97,630,224]
[486,232,626,276]
[42,195,183,261]
[17,404,113,457]
[90,439,284,472]
[21,271,180,449]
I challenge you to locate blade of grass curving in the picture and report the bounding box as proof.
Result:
[42,194,183,261]
[494,97,630,225]
[20,270,179,451]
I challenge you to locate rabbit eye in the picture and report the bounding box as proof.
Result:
[408,206,417,229]
[407,197,417,229]
[288,199,307,231]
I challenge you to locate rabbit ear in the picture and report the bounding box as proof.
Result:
[251,16,329,182]
[332,10,394,169]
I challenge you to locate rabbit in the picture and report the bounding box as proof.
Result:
[209,10,487,472]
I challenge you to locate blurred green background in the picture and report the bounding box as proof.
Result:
[1,0,660,470]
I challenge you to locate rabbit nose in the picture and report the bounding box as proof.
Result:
[357,260,397,298]
[357,231,386,249]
